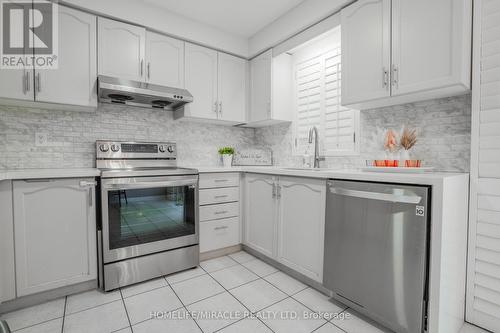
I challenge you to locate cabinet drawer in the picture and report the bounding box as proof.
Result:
[200,202,239,221]
[200,217,239,253]
[199,187,239,205]
[199,173,239,189]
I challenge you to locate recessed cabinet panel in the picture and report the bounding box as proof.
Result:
[244,174,276,257]
[218,53,246,122]
[184,43,218,119]
[250,50,272,122]
[13,178,97,296]
[36,6,97,107]
[98,17,146,81]
[146,32,185,87]
[391,0,470,95]
[341,0,391,105]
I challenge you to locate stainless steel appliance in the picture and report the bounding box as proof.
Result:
[324,180,430,333]
[96,140,199,291]
[98,75,193,110]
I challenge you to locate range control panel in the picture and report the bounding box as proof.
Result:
[96,141,176,159]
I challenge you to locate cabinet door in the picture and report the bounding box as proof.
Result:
[13,178,97,296]
[341,0,391,105]
[0,0,33,102]
[35,5,97,107]
[146,32,185,87]
[218,53,247,122]
[249,49,272,122]
[277,177,326,282]
[0,180,15,303]
[244,174,277,258]
[98,17,145,81]
[184,43,218,119]
[391,0,471,95]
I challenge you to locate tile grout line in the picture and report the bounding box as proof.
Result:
[119,289,134,333]
[199,262,277,333]
[61,296,67,333]
[163,276,205,333]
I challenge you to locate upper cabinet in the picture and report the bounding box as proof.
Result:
[341,0,472,109]
[0,4,97,109]
[98,18,146,81]
[146,32,185,87]
[246,50,293,127]
[176,43,247,124]
[36,6,97,107]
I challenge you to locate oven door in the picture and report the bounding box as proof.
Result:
[101,175,199,263]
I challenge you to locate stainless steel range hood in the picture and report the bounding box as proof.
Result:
[98,75,193,110]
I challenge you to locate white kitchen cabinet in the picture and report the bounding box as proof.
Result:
[0,180,15,303]
[36,6,97,107]
[341,0,471,109]
[249,50,272,123]
[13,178,97,297]
[244,174,277,258]
[98,17,146,81]
[246,51,293,127]
[277,177,326,282]
[183,43,219,120]
[341,0,391,105]
[146,31,185,87]
[217,53,247,122]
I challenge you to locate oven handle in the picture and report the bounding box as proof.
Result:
[104,180,197,190]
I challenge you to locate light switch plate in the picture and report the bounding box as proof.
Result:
[35,132,49,146]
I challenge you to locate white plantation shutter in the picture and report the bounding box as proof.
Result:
[294,46,358,156]
[467,0,500,331]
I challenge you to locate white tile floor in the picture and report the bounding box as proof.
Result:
[0,251,491,333]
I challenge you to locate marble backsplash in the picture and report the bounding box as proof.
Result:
[255,94,472,172]
[0,104,254,169]
[0,94,471,172]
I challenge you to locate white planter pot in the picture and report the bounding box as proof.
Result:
[400,150,411,161]
[222,154,233,168]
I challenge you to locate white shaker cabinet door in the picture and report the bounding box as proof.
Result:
[218,53,247,123]
[184,43,218,119]
[249,49,272,122]
[35,5,97,107]
[277,177,326,282]
[391,0,471,96]
[13,178,97,297]
[98,17,145,81]
[341,0,391,105]
[244,174,277,258]
[146,31,185,88]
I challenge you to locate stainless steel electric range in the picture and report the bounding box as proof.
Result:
[96,140,199,291]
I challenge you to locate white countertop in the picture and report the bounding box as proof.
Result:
[0,168,101,181]
[0,166,468,186]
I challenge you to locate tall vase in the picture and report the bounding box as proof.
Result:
[400,149,411,166]
[222,154,233,168]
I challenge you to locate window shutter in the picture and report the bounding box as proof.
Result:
[293,45,358,156]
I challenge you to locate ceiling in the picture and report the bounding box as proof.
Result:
[141,0,306,37]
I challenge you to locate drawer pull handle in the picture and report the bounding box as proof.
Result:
[214,210,228,215]
[214,226,228,230]
[214,179,229,183]
[214,195,228,199]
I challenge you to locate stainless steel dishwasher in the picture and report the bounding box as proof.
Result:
[324,180,430,333]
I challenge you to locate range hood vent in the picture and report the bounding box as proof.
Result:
[98,75,193,111]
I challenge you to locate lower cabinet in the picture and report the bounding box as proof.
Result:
[12,178,97,297]
[0,180,15,303]
[244,174,326,282]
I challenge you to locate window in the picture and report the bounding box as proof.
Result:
[292,28,359,157]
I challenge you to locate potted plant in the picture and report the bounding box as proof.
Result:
[218,147,235,167]
[400,127,417,163]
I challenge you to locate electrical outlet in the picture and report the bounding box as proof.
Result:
[35,132,49,146]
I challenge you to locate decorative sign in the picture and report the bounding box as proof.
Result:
[233,148,273,166]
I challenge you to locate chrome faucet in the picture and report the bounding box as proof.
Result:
[308,126,323,168]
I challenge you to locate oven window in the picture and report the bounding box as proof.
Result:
[107,185,195,250]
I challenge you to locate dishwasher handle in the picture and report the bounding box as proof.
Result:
[329,187,422,204]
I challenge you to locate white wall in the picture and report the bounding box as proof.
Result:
[61,0,249,57]
[249,0,352,57]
